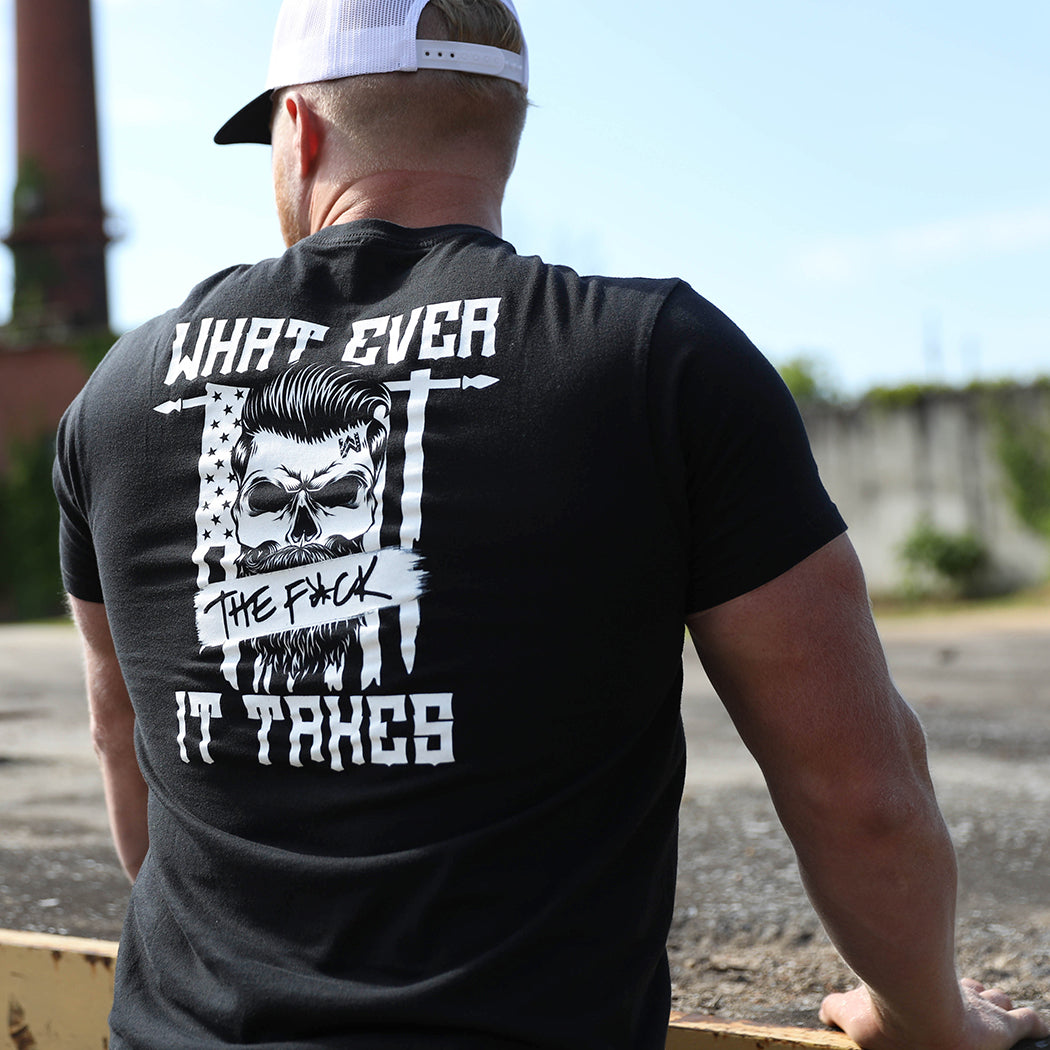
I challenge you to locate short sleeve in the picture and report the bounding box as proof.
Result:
[53,400,104,603]
[647,282,846,613]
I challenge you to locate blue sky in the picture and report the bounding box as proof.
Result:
[1,0,1047,395]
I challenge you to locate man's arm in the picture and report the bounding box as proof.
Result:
[69,595,149,882]
[686,534,1047,1050]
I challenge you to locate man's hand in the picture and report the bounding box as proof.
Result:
[820,979,1050,1050]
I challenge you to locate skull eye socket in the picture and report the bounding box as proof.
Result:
[314,475,367,509]
[246,480,292,515]
[244,475,368,515]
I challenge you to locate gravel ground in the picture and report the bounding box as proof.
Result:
[671,606,1050,1026]
[2,609,1048,1029]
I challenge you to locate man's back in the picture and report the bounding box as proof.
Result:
[55,220,842,1047]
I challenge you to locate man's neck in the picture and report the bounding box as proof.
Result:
[312,170,504,238]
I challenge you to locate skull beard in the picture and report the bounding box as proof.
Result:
[235,534,365,684]
[235,534,362,576]
[249,619,359,683]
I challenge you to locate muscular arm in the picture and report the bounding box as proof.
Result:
[686,534,1047,1050]
[69,596,149,882]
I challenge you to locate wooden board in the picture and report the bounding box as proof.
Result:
[3,931,1047,1050]
[668,1014,1050,1050]
[1,929,117,1049]
[667,1012,858,1049]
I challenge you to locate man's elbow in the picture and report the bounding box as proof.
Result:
[781,702,945,845]
[89,707,136,763]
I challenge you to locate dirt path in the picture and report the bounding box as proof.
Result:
[1,609,1048,1027]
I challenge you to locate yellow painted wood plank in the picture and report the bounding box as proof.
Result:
[6,933,860,1050]
[667,1012,858,1050]
[3,933,1045,1050]
[1,929,117,1049]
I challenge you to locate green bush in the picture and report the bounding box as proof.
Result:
[0,431,64,620]
[993,410,1050,540]
[898,518,988,599]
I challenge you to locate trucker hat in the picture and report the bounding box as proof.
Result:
[215,0,528,145]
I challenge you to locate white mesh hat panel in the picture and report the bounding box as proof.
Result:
[265,0,526,90]
[266,0,426,88]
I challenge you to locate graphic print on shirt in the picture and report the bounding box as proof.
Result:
[156,363,490,697]
[190,363,420,696]
[154,299,504,768]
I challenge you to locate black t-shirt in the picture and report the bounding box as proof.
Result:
[54,221,844,1050]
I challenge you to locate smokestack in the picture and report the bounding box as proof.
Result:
[4,0,110,336]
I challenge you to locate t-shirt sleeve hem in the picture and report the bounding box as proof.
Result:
[686,509,847,615]
[61,573,106,605]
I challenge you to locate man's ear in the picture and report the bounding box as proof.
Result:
[282,92,324,177]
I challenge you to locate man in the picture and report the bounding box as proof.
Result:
[54,1,1048,1048]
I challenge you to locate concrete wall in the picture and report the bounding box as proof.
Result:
[800,387,1050,596]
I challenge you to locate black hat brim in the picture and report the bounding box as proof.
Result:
[214,90,275,145]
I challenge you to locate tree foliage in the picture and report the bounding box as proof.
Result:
[776,354,838,404]
[0,432,64,620]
